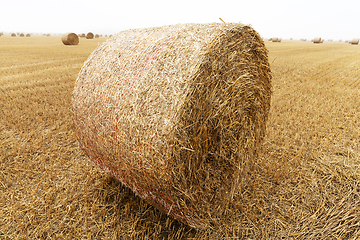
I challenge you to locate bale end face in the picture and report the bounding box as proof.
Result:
[72,22,272,229]
[86,32,94,39]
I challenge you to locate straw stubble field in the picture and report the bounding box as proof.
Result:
[1,35,360,239]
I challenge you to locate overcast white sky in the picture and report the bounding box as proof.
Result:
[1,0,359,40]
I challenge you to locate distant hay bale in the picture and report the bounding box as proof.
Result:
[86,32,94,39]
[313,37,322,43]
[350,39,359,45]
[270,38,281,42]
[79,33,86,38]
[95,34,99,38]
[26,33,31,37]
[62,33,79,45]
[73,23,272,229]
[11,33,16,37]
[20,33,25,37]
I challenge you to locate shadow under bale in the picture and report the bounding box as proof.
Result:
[94,175,195,239]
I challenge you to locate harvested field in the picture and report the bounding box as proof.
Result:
[1,35,360,239]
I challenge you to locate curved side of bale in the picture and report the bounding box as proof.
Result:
[72,23,272,229]
[350,39,359,45]
[62,32,79,45]
[86,32,94,39]
[20,33,25,37]
[26,34,31,37]
[11,33,16,37]
[313,37,322,43]
[79,33,86,38]
[271,37,278,42]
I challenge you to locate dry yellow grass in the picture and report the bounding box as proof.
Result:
[1,36,360,239]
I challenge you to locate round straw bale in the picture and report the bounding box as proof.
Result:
[86,32,94,39]
[62,32,79,45]
[26,33,31,37]
[350,38,359,45]
[20,33,24,37]
[95,34,99,38]
[11,33,16,37]
[271,37,278,42]
[313,37,322,43]
[73,23,272,229]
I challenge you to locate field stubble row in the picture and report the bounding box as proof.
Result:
[1,37,360,239]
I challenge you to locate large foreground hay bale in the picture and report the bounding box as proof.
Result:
[62,32,79,45]
[73,23,272,229]
[86,32,94,39]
